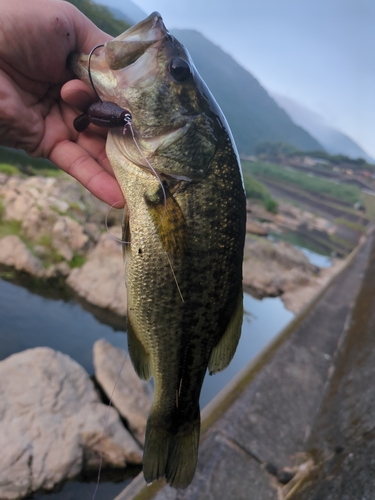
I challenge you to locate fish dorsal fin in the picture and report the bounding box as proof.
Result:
[144,184,190,257]
[208,291,243,375]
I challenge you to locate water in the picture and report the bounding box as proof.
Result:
[269,231,334,266]
[296,246,332,268]
[200,293,294,405]
[0,277,294,499]
[0,278,128,373]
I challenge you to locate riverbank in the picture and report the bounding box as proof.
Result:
[0,173,346,315]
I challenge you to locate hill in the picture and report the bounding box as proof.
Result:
[273,93,374,163]
[171,29,323,155]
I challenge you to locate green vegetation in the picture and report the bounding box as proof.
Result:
[254,141,301,159]
[334,218,367,233]
[69,254,86,268]
[67,0,131,36]
[0,220,22,240]
[0,147,60,176]
[362,192,375,220]
[243,172,278,213]
[254,141,375,171]
[0,163,18,175]
[242,160,362,206]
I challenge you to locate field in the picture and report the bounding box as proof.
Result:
[242,160,372,256]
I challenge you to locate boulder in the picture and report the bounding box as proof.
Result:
[51,216,89,261]
[0,235,43,275]
[21,206,58,241]
[246,219,268,236]
[243,238,319,299]
[0,347,142,500]
[67,233,127,316]
[93,339,153,444]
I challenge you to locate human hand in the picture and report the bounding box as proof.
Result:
[0,0,124,206]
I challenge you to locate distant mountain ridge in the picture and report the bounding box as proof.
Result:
[272,93,374,163]
[170,29,322,155]
[107,0,147,25]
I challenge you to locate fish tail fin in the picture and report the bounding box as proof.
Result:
[143,411,200,489]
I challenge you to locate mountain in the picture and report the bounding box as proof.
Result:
[107,0,147,25]
[272,93,374,163]
[67,0,130,36]
[171,29,323,155]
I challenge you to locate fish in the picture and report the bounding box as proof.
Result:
[71,12,246,489]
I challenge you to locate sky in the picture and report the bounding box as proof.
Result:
[100,0,375,158]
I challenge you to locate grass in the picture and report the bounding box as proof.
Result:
[0,220,23,239]
[363,191,375,220]
[0,163,18,175]
[242,160,363,206]
[242,171,278,213]
[69,254,86,268]
[334,218,368,233]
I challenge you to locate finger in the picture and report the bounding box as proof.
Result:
[49,139,125,207]
[61,80,96,111]
[59,97,108,140]
[76,131,113,173]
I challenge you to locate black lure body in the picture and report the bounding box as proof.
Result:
[74,101,132,133]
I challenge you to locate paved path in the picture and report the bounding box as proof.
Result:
[117,231,374,500]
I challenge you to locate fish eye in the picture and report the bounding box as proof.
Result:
[168,58,191,82]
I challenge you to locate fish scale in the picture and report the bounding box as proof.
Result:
[71,11,246,489]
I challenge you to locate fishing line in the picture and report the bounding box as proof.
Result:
[105,201,130,245]
[91,350,130,500]
[88,44,105,102]
[127,123,167,217]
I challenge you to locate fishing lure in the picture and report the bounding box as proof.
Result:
[73,44,132,133]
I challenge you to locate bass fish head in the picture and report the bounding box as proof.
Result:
[71,12,228,179]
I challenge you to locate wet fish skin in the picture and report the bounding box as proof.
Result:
[71,12,246,489]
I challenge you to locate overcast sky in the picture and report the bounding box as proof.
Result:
[101,0,375,158]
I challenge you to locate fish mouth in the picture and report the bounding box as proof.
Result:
[104,12,168,70]
[70,12,169,103]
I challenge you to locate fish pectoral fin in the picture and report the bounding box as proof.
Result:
[127,317,152,381]
[144,184,190,257]
[208,291,243,375]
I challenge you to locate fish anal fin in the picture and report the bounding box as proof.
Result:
[208,291,243,375]
[144,185,190,257]
[127,317,152,381]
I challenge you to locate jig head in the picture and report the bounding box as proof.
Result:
[73,44,132,134]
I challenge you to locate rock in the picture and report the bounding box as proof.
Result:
[0,347,142,500]
[243,238,318,299]
[0,235,43,275]
[51,216,89,261]
[93,339,153,444]
[246,219,268,236]
[67,233,127,316]
[21,206,58,241]
[282,258,346,313]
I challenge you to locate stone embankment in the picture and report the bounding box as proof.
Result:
[0,173,344,314]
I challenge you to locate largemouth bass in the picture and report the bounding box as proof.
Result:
[71,12,246,489]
